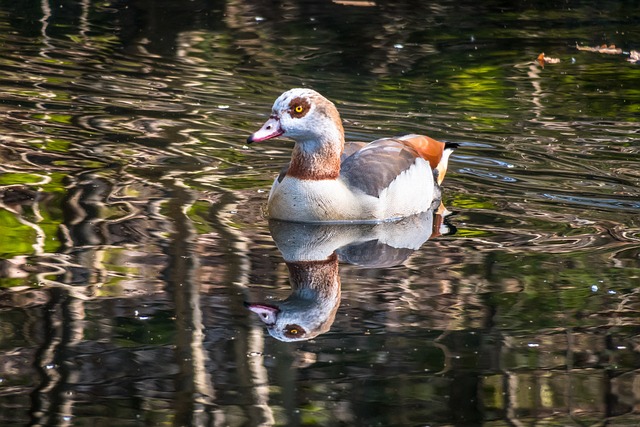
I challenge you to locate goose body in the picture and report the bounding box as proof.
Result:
[247,88,455,222]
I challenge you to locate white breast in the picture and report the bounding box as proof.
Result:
[267,177,376,222]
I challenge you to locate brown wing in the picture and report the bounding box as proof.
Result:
[340,138,422,197]
[395,134,445,169]
[395,135,458,184]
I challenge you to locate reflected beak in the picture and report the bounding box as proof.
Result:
[245,302,280,326]
[247,116,283,143]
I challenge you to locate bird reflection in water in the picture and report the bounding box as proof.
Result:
[246,205,453,341]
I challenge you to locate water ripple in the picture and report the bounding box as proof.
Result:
[541,193,640,211]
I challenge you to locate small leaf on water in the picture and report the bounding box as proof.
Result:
[537,53,560,67]
[576,43,623,54]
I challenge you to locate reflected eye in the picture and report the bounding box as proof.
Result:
[284,324,305,338]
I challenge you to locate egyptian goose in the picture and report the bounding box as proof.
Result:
[247,88,456,222]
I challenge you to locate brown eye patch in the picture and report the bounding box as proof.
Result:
[284,324,305,338]
[289,97,310,118]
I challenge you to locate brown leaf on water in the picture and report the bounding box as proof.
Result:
[576,43,639,64]
[576,43,623,54]
[537,53,561,67]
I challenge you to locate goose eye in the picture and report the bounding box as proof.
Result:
[289,97,310,118]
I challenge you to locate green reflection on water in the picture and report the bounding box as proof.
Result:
[0,173,46,186]
[0,209,36,257]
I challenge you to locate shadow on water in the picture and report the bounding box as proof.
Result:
[0,0,638,425]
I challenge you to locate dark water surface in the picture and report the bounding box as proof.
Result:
[0,0,639,425]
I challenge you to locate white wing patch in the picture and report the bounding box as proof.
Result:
[378,158,435,219]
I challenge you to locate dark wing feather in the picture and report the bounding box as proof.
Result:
[341,141,367,161]
[340,138,421,197]
[337,240,414,267]
[276,164,289,183]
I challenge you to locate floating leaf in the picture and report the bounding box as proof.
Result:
[576,43,623,55]
[537,53,560,67]
[576,43,639,65]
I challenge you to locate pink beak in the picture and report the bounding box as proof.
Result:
[245,303,280,326]
[247,116,284,143]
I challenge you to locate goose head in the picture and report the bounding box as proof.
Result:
[247,88,344,146]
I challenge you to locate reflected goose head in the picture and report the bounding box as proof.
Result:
[246,254,341,342]
[247,88,344,145]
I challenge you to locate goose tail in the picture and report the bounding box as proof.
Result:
[435,142,458,185]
